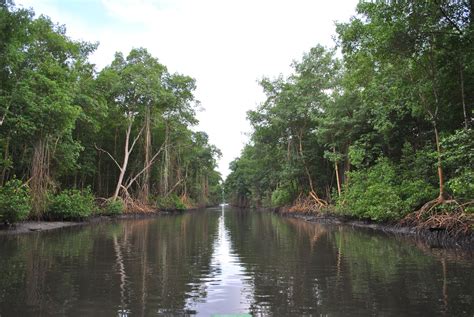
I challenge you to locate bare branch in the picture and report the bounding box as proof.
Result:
[436,1,464,36]
[124,143,168,190]
[0,103,11,126]
[95,144,122,171]
[128,126,144,154]
[166,179,183,197]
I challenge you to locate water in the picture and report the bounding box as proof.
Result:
[0,206,473,316]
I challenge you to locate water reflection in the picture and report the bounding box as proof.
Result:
[0,207,473,316]
[185,205,252,316]
[224,209,474,316]
[0,212,220,316]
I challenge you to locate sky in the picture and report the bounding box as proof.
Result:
[15,0,359,179]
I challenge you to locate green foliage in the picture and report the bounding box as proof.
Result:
[271,187,293,207]
[0,179,31,224]
[156,194,186,211]
[1,1,471,223]
[348,144,366,168]
[442,128,474,200]
[0,3,222,213]
[337,158,436,222]
[102,200,125,216]
[447,169,474,200]
[227,1,472,226]
[47,188,96,221]
[399,179,437,212]
[337,159,404,221]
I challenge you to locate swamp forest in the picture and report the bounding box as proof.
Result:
[1,0,474,316]
[0,1,472,231]
[225,1,473,233]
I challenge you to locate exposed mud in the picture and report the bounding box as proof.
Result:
[0,210,170,235]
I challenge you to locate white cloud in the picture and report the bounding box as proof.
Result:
[15,0,358,178]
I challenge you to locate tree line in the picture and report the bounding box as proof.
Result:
[225,1,473,228]
[0,2,222,223]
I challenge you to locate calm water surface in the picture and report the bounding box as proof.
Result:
[0,206,473,316]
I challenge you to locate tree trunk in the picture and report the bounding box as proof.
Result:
[433,122,446,201]
[183,165,188,197]
[31,137,50,217]
[112,122,132,201]
[333,147,342,196]
[287,133,291,162]
[161,123,170,196]
[298,131,315,193]
[139,107,152,202]
[460,64,469,129]
[470,0,474,26]
[1,136,10,186]
[343,143,351,187]
[97,151,102,196]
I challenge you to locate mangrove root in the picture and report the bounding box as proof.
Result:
[401,198,473,237]
[289,192,328,213]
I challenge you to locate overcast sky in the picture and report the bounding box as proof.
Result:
[15,0,359,179]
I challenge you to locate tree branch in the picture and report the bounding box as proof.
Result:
[128,126,144,154]
[436,1,464,36]
[124,143,168,190]
[166,179,183,197]
[95,144,122,171]
[0,103,10,126]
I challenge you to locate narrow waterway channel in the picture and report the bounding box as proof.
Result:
[0,206,473,316]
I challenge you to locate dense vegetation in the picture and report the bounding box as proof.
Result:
[226,1,473,228]
[0,2,222,223]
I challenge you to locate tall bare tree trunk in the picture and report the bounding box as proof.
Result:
[298,131,315,193]
[183,165,188,197]
[1,136,10,186]
[97,151,102,196]
[31,137,50,218]
[161,123,170,196]
[427,35,447,202]
[460,64,469,129]
[433,122,446,201]
[113,122,132,201]
[139,107,151,202]
[333,147,342,196]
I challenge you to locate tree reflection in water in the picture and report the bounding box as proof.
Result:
[0,208,473,316]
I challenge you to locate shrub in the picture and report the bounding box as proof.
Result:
[337,158,411,221]
[0,179,31,224]
[47,188,96,221]
[337,157,439,222]
[103,200,125,216]
[442,128,474,200]
[271,186,293,207]
[156,194,186,211]
[447,169,474,200]
[400,179,437,211]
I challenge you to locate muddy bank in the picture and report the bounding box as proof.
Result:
[0,205,223,236]
[0,221,86,235]
[278,209,474,250]
[0,210,171,235]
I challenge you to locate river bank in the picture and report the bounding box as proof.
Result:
[276,209,474,250]
[2,206,472,251]
[0,204,223,235]
[0,210,174,235]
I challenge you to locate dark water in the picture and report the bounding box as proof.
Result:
[0,207,473,316]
